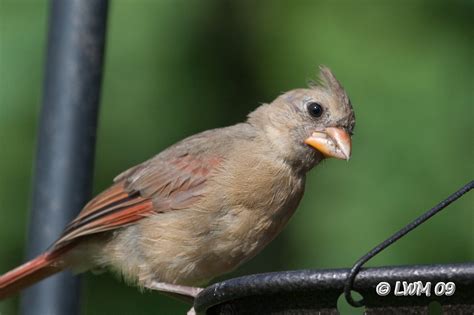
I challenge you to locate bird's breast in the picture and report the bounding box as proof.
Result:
[203,155,306,271]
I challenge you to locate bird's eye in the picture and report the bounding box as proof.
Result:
[307,102,323,118]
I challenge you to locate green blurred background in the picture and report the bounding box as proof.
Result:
[0,0,472,314]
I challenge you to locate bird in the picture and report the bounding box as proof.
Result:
[0,66,355,303]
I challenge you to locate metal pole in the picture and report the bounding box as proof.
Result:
[20,0,109,314]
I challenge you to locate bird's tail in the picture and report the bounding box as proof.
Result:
[0,249,68,300]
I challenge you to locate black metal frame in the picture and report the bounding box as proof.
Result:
[194,263,474,314]
[21,1,108,314]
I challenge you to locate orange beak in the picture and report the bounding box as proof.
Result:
[304,127,352,160]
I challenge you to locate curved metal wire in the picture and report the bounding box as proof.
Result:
[344,180,473,307]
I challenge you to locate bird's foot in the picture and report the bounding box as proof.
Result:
[145,281,203,298]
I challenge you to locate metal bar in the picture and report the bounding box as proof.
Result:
[194,263,474,313]
[20,0,109,314]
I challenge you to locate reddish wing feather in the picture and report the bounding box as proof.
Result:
[79,182,131,216]
[53,153,220,248]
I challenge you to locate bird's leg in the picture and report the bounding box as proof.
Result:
[145,281,203,297]
[145,282,203,315]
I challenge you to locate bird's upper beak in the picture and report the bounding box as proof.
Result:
[304,127,352,160]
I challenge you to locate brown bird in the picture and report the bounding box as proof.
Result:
[0,66,355,304]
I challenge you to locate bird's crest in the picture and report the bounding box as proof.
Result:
[309,65,351,109]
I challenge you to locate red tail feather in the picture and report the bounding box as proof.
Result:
[0,251,65,300]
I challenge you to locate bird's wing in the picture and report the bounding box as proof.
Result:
[54,151,222,248]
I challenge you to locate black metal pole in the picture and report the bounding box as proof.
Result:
[20,1,108,314]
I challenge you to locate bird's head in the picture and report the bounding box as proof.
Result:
[248,66,355,171]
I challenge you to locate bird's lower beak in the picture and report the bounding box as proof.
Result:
[304,127,352,160]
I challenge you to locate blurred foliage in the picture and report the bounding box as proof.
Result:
[0,0,473,314]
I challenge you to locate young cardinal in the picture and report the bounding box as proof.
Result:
[0,66,355,301]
